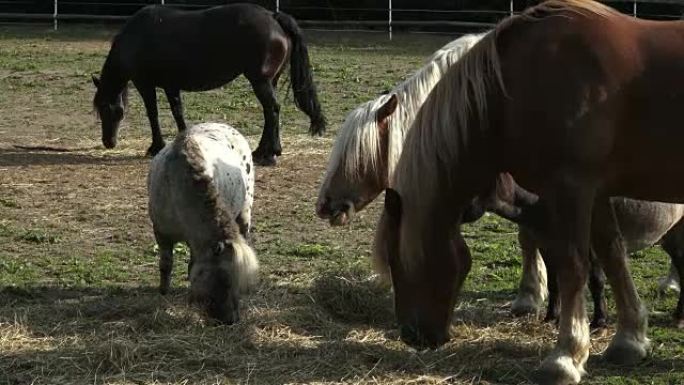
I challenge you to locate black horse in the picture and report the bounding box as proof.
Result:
[92,3,326,165]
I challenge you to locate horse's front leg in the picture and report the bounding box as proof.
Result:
[534,177,594,385]
[134,82,165,156]
[511,226,548,316]
[248,76,281,166]
[592,197,651,364]
[154,234,174,295]
[164,88,187,132]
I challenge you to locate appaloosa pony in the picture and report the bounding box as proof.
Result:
[148,122,258,324]
[373,1,684,383]
[93,3,325,165]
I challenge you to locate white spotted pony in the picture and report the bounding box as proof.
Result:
[148,122,257,324]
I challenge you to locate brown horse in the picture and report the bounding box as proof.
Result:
[373,1,684,383]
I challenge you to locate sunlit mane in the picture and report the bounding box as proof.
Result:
[322,33,486,186]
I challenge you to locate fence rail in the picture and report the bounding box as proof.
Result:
[1,1,683,38]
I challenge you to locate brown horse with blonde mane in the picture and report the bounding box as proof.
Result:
[374,0,684,383]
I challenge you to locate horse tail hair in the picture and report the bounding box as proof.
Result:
[232,235,260,292]
[274,11,327,136]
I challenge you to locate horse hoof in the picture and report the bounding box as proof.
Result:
[159,284,170,295]
[603,333,651,365]
[677,319,684,329]
[147,142,166,157]
[590,318,608,331]
[511,294,541,317]
[252,152,277,166]
[533,355,582,385]
[658,277,680,294]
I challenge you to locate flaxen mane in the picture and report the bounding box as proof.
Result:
[177,133,241,242]
[324,33,485,184]
[385,0,617,271]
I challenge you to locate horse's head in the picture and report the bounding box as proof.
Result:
[189,238,258,324]
[374,189,471,349]
[92,75,127,149]
[316,94,398,226]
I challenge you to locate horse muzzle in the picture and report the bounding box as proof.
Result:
[399,322,450,350]
[102,136,117,149]
[316,198,355,226]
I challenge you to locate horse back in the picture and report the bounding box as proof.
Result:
[115,4,286,90]
[495,10,684,201]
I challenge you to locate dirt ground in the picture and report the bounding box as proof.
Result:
[0,24,682,385]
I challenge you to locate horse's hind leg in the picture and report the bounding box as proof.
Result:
[588,251,608,330]
[660,223,684,327]
[511,226,547,316]
[542,248,560,324]
[248,76,281,166]
[592,197,651,364]
[164,88,187,132]
[134,82,165,156]
[155,235,174,295]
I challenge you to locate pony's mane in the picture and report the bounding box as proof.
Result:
[324,33,486,185]
[177,129,258,290]
[177,132,241,243]
[387,0,616,270]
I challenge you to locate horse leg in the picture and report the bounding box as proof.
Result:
[588,250,608,330]
[155,234,174,295]
[542,247,560,324]
[592,197,651,365]
[236,209,251,240]
[658,263,681,294]
[511,226,547,316]
[534,178,594,385]
[134,82,165,156]
[248,76,280,166]
[164,88,187,132]
[660,226,684,327]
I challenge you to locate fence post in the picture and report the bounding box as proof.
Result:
[633,1,637,17]
[53,0,58,30]
[510,0,514,16]
[161,0,165,4]
[388,0,392,40]
[276,0,279,13]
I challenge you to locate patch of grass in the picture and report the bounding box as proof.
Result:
[15,229,59,244]
[0,198,19,208]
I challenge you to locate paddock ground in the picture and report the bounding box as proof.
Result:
[0,25,682,385]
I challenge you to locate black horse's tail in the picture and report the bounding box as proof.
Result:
[274,12,326,136]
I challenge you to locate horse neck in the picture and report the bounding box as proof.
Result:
[98,48,129,100]
[386,37,483,183]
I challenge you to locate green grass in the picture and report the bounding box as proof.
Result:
[0,23,682,384]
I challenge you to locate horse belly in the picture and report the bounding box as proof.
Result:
[612,198,684,252]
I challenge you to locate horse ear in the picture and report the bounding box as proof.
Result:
[91,75,100,88]
[377,94,398,125]
[384,188,402,220]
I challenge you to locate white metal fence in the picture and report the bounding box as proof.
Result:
[0,0,683,37]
